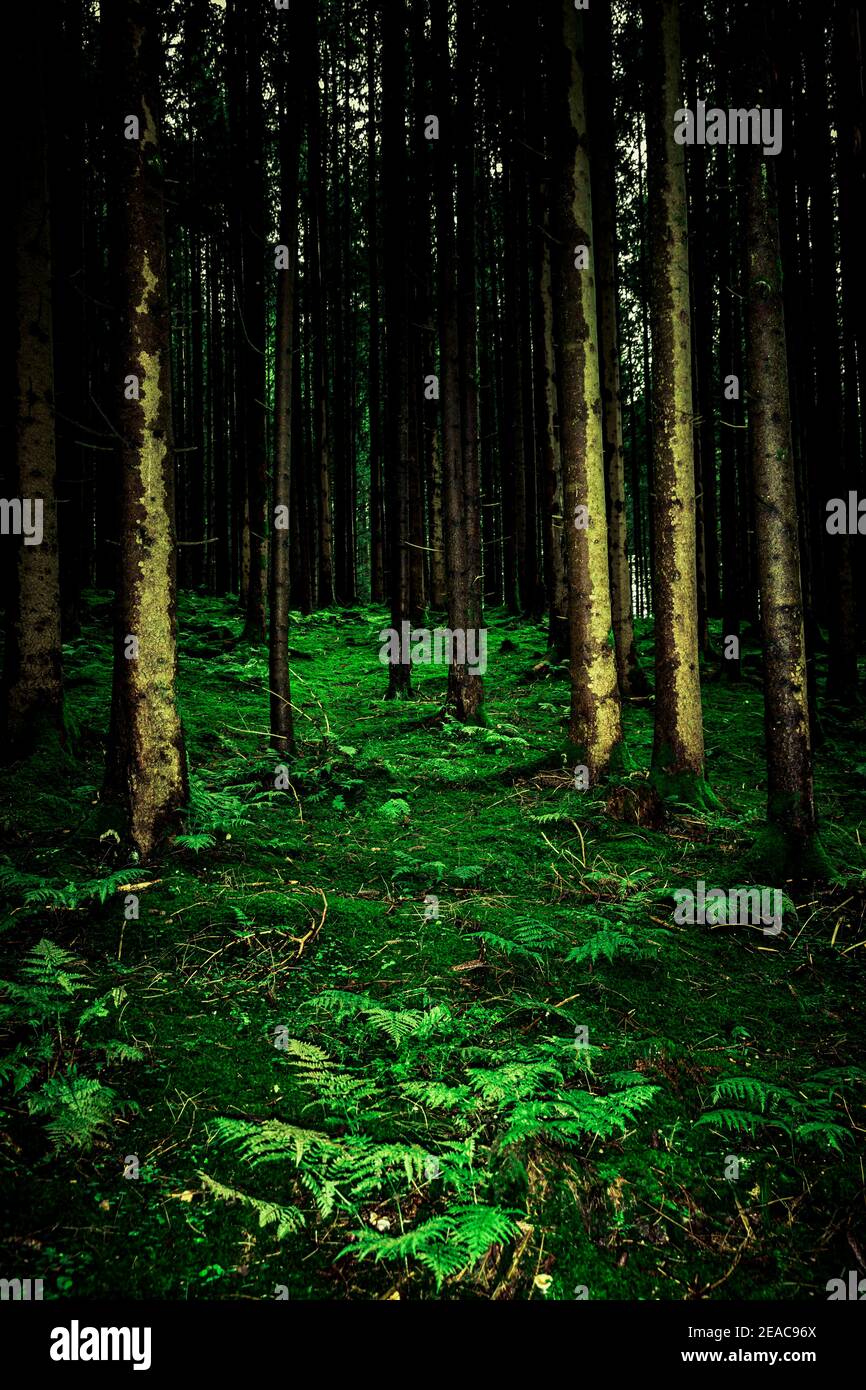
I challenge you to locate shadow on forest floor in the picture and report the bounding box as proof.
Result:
[1,592,865,1299]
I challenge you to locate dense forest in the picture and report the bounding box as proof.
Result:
[2,0,866,1316]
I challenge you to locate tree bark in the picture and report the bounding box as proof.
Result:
[4,12,64,754]
[551,0,623,779]
[103,0,187,858]
[269,7,301,753]
[744,17,821,869]
[589,1,647,698]
[643,0,710,802]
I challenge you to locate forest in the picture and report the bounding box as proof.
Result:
[2,0,866,1313]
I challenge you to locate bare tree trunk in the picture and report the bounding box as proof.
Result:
[103,0,187,857]
[551,0,623,779]
[743,4,825,873]
[589,1,647,697]
[269,7,301,753]
[4,12,64,754]
[643,0,712,805]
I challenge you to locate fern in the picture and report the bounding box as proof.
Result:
[502,1084,659,1147]
[199,1174,305,1239]
[473,916,565,964]
[468,1060,565,1103]
[709,1076,793,1111]
[0,941,139,1151]
[187,776,253,834]
[27,1072,136,1151]
[567,927,654,966]
[0,1036,53,1092]
[695,1109,775,1138]
[346,1204,521,1289]
[22,870,136,912]
[173,832,216,852]
[206,996,662,1290]
[696,1071,862,1151]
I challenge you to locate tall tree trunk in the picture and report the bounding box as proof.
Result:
[528,30,568,654]
[227,0,268,640]
[307,11,335,609]
[744,5,823,873]
[4,12,64,754]
[551,0,623,780]
[103,0,187,857]
[47,0,86,642]
[431,0,482,719]
[366,0,385,605]
[383,0,412,697]
[805,8,858,702]
[834,0,866,635]
[270,7,301,754]
[643,0,711,804]
[589,1,647,698]
[454,0,485,718]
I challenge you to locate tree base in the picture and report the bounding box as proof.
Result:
[649,765,722,812]
[747,823,837,883]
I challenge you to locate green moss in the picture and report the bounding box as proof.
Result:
[0,600,863,1300]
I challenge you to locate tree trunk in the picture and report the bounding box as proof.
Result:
[269,8,300,754]
[383,0,412,697]
[4,12,64,754]
[643,0,710,803]
[103,0,187,858]
[367,0,385,605]
[551,0,622,780]
[744,10,822,871]
[589,1,647,698]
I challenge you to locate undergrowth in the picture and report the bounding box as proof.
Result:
[0,592,864,1299]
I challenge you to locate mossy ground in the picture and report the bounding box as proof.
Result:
[1,593,864,1300]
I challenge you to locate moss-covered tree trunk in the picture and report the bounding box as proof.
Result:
[744,22,822,872]
[551,0,623,779]
[589,2,648,699]
[643,0,710,803]
[104,0,187,859]
[4,14,64,755]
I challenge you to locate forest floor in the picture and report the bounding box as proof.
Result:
[1,592,865,1300]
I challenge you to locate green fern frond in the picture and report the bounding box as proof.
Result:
[566,928,653,966]
[710,1077,793,1111]
[695,1109,791,1138]
[793,1121,848,1151]
[346,1204,521,1289]
[20,939,88,993]
[0,1037,53,1092]
[467,1060,565,1103]
[199,1173,305,1239]
[27,1073,135,1151]
[95,1041,145,1063]
[173,833,216,852]
[399,1079,475,1112]
[502,1084,659,1146]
